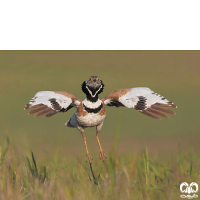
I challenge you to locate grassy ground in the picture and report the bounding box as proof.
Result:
[0,51,200,199]
[1,136,200,200]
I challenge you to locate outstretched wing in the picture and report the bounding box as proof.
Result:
[102,87,177,119]
[24,91,81,117]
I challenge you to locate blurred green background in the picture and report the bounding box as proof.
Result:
[0,51,199,160]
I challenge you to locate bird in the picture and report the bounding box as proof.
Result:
[24,76,177,163]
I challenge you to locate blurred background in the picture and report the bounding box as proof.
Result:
[0,51,199,160]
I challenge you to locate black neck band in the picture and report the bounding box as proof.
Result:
[83,103,103,113]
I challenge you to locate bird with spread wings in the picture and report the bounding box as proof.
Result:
[24,76,177,163]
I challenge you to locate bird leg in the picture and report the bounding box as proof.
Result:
[96,133,107,161]
[78,126,93,163]
[82,133,93,163]
[96,123,107,162]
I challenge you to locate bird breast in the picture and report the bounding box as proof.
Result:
[76,112,106,127]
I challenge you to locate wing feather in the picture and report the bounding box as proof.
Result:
[102,87,177,119]
[140,110,161,120]
[45,110,58,117]
[34,108,53,117]
[28,105,48,115]
[151,104,176,115]
[146,108,170,119]
[24,91,81,117]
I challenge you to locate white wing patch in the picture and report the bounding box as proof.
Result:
[28,91,73,110]
[119,87,175,109]
[24,91,80,117]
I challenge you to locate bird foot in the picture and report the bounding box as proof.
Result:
[99,150,107,162]
[86,153,93,163]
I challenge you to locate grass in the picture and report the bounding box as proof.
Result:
[1,136,200,200]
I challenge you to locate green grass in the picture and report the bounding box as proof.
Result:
[1,136,200,200]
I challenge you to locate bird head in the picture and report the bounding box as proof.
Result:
[82,76,104,100]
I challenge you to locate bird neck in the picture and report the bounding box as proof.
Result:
[86,94,99,102]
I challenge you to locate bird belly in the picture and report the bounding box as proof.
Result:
[76,112,106,127]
